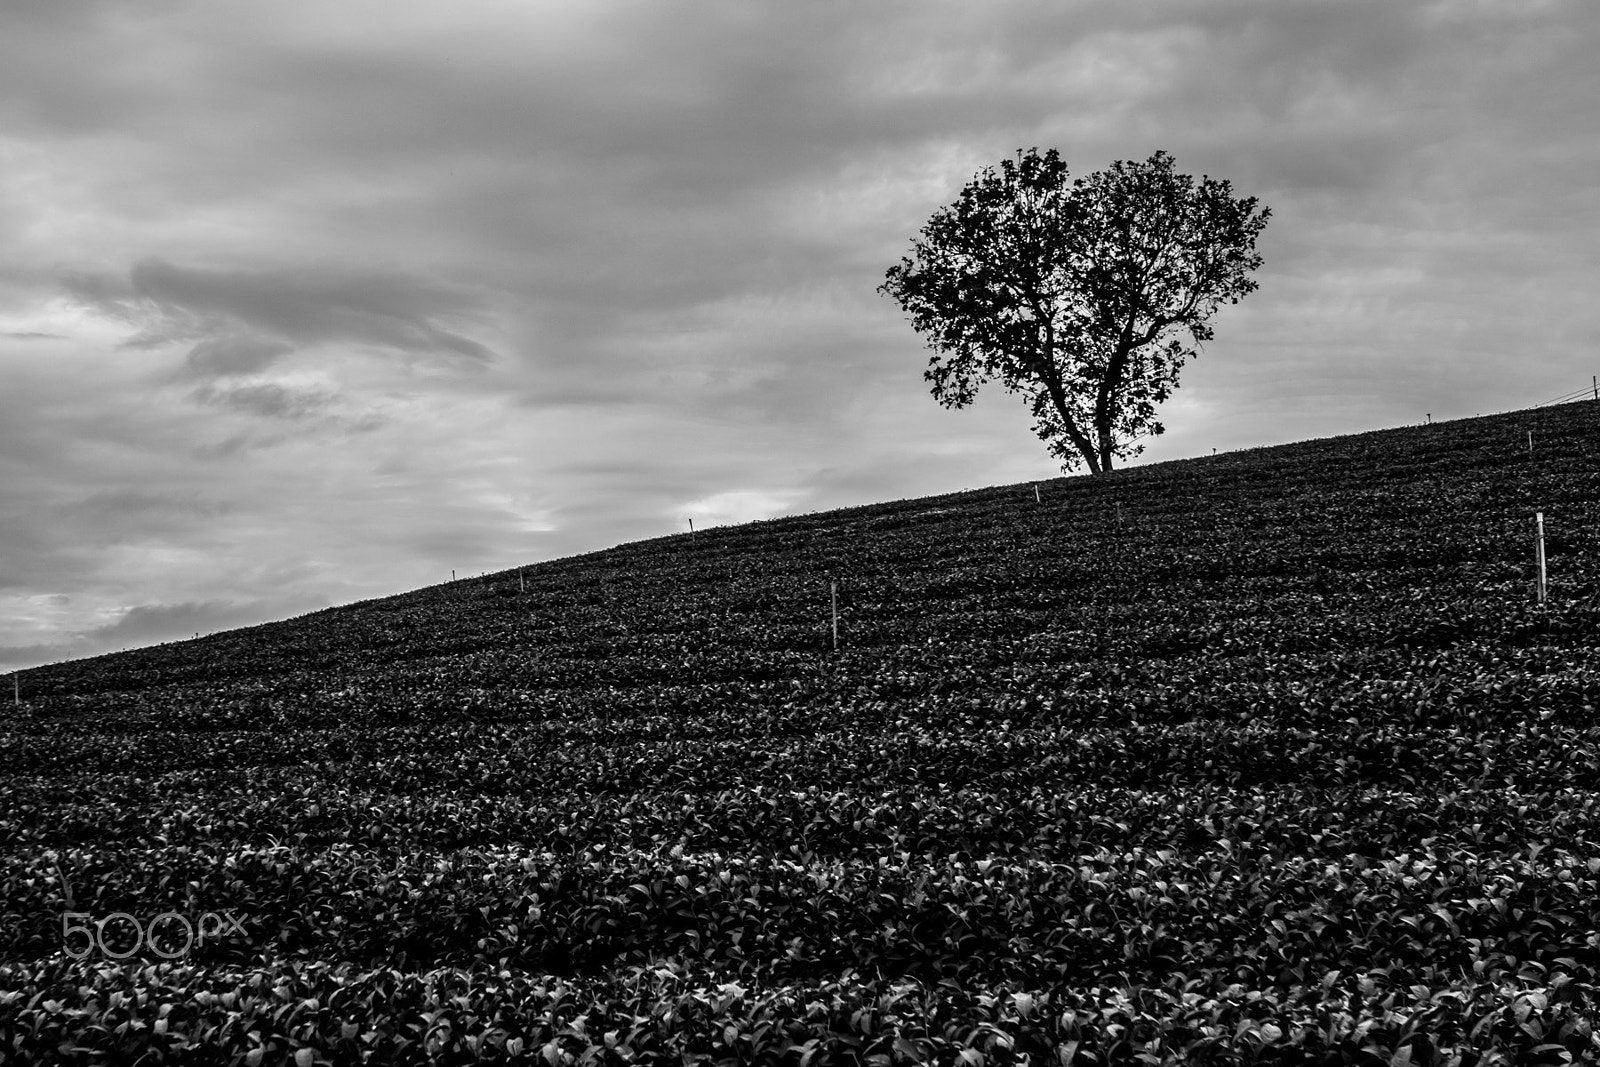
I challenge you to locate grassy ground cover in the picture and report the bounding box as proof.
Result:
[3,403,1600,1065]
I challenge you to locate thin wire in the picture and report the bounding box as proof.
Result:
[1536,387,1593,408]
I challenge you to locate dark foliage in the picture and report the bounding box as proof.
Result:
[880,149,1269,473]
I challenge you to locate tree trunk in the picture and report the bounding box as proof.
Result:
[1091,314,1139,475]
[1093,410,1115,473]
[1038,321,1102,474]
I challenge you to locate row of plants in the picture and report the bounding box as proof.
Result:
[6,835,1600,981]
[4,402,1600,1062]
[5,957,1596,1066]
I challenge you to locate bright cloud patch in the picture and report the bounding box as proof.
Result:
[675,490,806,532]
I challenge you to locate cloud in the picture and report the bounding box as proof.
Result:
[0,643,63,670]
[675,489,806,531]
[56,491,232,546]
[181,334,294,378]
[64,258,494,366]
[0,596,326,669]
[85,599,284,645]
[184,379,387,435]
[188,382,336,421]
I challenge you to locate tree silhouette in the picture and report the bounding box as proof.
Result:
[880,149,1270,474]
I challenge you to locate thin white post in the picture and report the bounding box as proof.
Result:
[11,673,17,707]
[830,581,838,650]
[1033,484,1040,504]
[519,572,525,594]
[1116,503,1123,526]
[1528,430,1534,454]
[1536,512,1547,604]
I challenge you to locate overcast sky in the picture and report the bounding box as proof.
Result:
[2,0,1596,670]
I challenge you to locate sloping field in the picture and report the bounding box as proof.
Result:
[4,402,1600,1065]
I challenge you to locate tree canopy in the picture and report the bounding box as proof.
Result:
[880,148,1270,474]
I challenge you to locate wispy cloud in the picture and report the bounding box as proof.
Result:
[186,381,340,422]
[64,258,494,366]
[179,335,294,379]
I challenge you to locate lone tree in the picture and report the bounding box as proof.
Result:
[880,148,1269,474]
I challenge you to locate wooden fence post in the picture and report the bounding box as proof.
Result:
[831,581,838,650]
[1535,512,1548,604]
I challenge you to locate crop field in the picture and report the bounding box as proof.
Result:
[4,402,1600,1065]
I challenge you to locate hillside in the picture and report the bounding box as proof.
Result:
[4,402,1600,1065]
